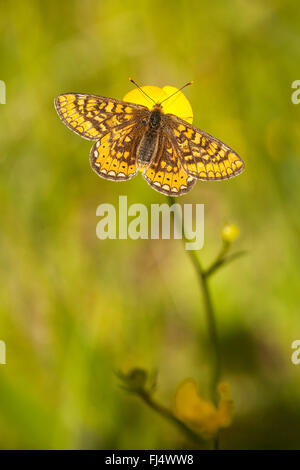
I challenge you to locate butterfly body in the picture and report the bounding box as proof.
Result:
[149,107,162,129]
[55,92,244,196]
[136,107,163,165]
[137,127,158,165]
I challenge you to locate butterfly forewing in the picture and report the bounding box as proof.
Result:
[54,93,148,141]
[168,114,244,180]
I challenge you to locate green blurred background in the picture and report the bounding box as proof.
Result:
[1,0,300,449]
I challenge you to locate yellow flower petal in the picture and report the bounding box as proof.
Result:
[174,379,218,438]
[217,381,234,428]
[174,379,216,423]
[161,86,193,123]
[174,379,234,439]
[123,85,193,123]
[123,86,165,109]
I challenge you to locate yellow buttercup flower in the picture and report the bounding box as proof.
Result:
[221,223,240,243]
[174,379,234,439]
[123,85,193,124]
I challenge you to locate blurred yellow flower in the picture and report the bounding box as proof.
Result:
[174,379,234,439]
[123,85,193,124]
[221,223,240,243]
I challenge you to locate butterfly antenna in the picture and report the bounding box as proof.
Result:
[159,81,194,105]
[129,78,156,105]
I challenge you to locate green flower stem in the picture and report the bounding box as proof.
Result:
[168,196,223,450]
[136,389,205,447]
[122,198,244,449]
[186,249,221,405]
[206,241,231,276]
[205,245,246,277]
[185,245,221,451]
[168,196,221,402]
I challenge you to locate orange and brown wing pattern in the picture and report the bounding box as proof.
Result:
[90,122,140,180]
[168,115,244,180]
[143,134,196,195]
[54,93,147,141]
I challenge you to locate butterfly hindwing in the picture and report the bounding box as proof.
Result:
[90,123,139,180]
[54,93,147,141]
[143,133,196,195]
[168,115,244,180]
